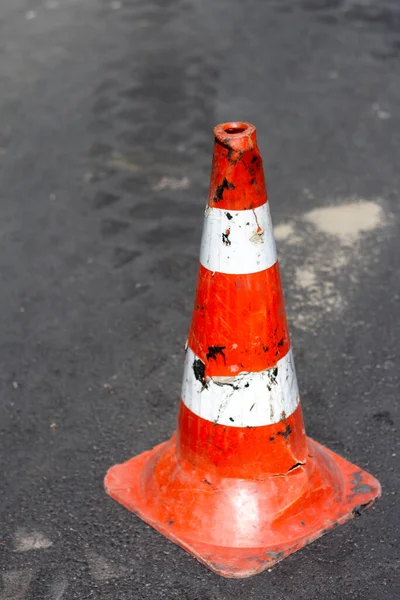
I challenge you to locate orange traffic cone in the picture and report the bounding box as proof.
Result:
[105,122,381,578]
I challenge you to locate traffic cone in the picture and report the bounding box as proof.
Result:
[105,122,381,578]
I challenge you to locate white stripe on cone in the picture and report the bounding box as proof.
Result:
[199,202,277,275]
[181,347,299,427]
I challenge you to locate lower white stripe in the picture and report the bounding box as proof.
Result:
[199,202,277,275]
[181,347,299,427]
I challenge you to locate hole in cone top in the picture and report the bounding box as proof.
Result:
[224,124,248,135]
[214,122,257,152]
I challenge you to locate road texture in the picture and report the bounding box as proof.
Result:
[0,0,399,598]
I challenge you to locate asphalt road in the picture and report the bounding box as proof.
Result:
[0,0,399,598]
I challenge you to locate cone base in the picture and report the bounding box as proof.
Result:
[105,436,380,579]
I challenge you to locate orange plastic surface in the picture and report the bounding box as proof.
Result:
[105,122,380,578]
[105,433,380,578]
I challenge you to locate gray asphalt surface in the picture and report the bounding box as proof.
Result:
[0,0,399,598]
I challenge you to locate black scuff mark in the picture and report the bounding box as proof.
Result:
[262,344,269,353]
[193,359,207,388]
[250,403,255,411]
[250,177,255,184]
[207,345,226,363]
[204,478,212,486]
[169,519,174,525]
[245,382,250,388]
[214,178,235,203]
[225,212,233,220]
[214,380,239,391]
[251,155,258,164]
[222,229,231,246]
[277,424,292,439]
[229,417,234,422]
[277,338,284,348]
[266,366,279,391]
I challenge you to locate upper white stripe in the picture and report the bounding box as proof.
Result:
[181,347,299,427]
[199,203,277,275]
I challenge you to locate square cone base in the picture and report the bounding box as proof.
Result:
[105,436,380,578]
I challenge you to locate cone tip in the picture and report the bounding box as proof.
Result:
[214,122,257,152]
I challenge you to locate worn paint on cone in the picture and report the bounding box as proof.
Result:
[105,122,381,578]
